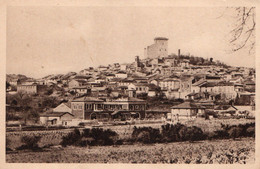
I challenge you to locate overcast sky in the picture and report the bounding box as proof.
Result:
[7,6,255,78]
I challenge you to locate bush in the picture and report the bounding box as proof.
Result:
[184,126,205,142]
[161,123,205,142]
[161,123,184,142]
[60,128,81,147]
[246,126,255,138]
[211,123,255,140]
[17,135,42,150]
[228,127,243,140]
[89,128,118,146]
[132,126,161,144]
[60,128,119,147]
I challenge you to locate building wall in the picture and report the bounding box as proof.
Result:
[71,102,85,119]
[200,85,236,99]
[180,80,192,93]
[74,88,88,94]
[146,39,168,59]
[60,113,74,121]
[115,73,127,78]
[170,109,197,120]
[39,117,48,124]
[17,85,37,94]
[159,80,180,90]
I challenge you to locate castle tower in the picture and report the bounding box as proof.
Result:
[145,37,168,59]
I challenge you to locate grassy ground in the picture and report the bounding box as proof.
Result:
[6,138,255,163]
[6,118,255,150]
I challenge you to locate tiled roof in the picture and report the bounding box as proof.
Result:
[40,112,73,117]
[154,37,168,40]
[72,96,103,102]
[171,102,205,109]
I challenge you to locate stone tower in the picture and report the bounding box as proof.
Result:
[145,37,168,59]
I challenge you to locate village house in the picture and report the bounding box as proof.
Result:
[39,112,74,126]
[158,78,180,91]
[71,86,90,95]
[168,102,206,121]
[194,81,236,100]
[180,59,190,68]
[70,97,146,121]
[17,83,38,94]
[118,79,136,87]
[68,79,86,89]
[120,64,127,71]
[105,74,116,81]
[147,83,160,97]
[98,65,108,71]
[214,105,238,117]
[128,83,149,95]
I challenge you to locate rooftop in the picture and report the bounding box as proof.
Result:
[40,112,73,117]
[72,96,103,102]
[171,102,205,109]
[154,37,168,41]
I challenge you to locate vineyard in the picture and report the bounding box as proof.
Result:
[6,138,255,163]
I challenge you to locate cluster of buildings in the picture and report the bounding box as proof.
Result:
[7,37,256,126]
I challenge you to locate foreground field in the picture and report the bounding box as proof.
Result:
[6,138,255,163]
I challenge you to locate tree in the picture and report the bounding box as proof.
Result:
[6,81,10,89]
[230,7,255,53]
[210,58,213,63]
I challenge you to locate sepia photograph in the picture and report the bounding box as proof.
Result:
[4,3,257,165]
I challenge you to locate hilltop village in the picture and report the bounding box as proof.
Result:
[6,37,255,126]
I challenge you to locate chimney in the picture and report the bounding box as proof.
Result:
[178,49,181,57]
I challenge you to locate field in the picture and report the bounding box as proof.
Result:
[6,118,255,150]
[6,138,255,163]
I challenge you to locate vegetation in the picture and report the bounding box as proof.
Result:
[132,126,161,144]
[17,135,42,150]
[60,128,119,147]
[6,92,61,123]
[6,138,255,163]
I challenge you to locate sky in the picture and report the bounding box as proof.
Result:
[7,6,255,78]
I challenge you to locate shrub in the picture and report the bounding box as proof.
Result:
[60,128,119,147]
[161,123,184,142]
[132,126,161,144]
[212,122,255,140]
[246,126,255,137]
[161,123,205,142]
[89,128,118,146]
[17,135,42,150]
[228,127,243,140]
[136,131,151,144]
[60,128,81,147]
[185,126,205,142]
